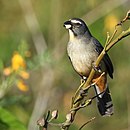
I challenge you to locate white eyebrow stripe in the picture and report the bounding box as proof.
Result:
[70,19,82,24]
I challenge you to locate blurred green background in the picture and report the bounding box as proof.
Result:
[0,0,130,130]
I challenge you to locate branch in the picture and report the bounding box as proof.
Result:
[37,10,130,130]
[61,10,130,130]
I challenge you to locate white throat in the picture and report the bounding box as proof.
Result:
[68,29,75,41]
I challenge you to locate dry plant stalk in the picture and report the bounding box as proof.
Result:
[37,10,130,130]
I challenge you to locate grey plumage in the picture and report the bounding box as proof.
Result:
[67,35,99,77]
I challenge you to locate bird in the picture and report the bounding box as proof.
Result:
[63,18,114,116]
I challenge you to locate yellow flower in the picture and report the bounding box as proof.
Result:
[19,70,30,79]
[12,52,26,71]
[3,67,12,76]
[17,80,29,92]
[104,14,118,32]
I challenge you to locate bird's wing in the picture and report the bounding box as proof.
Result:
[91,37,114,78]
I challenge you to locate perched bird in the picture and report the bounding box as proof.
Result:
[63,18,114,116]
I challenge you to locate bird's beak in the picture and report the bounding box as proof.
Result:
[63,20,72,29]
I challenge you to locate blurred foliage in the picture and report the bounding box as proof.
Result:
[0,0,130,130]
[0,107,26,130]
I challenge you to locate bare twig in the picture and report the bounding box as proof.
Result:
[70,99,92,111]
[79,117,96,130]
[104,29,117,49]
[104,32,110,48]
[116,10,130,26]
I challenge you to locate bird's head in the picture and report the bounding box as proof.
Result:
[64,18,90,39]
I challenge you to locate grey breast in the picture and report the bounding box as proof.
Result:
[67,38,98,77]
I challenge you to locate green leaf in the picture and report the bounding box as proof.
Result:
[0,107,27,130]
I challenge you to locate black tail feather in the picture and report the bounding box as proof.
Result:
[94,86,114,116]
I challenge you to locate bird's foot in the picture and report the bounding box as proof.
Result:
[92,63,102,73]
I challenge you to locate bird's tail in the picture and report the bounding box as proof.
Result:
[94,84,114,116]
